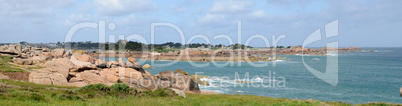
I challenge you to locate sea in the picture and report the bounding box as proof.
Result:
[105,47,402,104]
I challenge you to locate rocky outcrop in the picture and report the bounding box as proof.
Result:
[142,64,152,69]
[30,55,52,64]
[28,71,68,86]
[156,71,200,93]
[2,45,203,94]
[43,60,70,78]
[126,57,145,74]
[0,44,22,55]
[80,54,95,63]
[12,58,33,65]
[189,75,211,86]
[80,71,109,84]
[70,56,97,70]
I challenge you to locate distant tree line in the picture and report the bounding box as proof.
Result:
[16,41,291,52]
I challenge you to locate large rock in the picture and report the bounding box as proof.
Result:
[28,71,68,86]
[142,64,152,69]
[51,49,65,58]
[49,73,68,86]
[70,56,96,70]
[156,71,200,93]
[123,76,170,91]
[79,54,95,63]
[30,55,52,64]
[126,57,140,68]
[189,75,211,86]
[118,67,143,79]
[54,58,75,68]
[12,58,33,65]
[118,58,126,67]
[99,69,119,83]
[0,73,10,79]
[101,68,119,76]
[44,60,70,78]
[80,71,109,84]
[175,69,188,75]
[29,72,52,85]
[126,57,145,73]
[0,44,22,55]
[95,59,107,68]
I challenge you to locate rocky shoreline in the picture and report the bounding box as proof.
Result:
[0,44,218,97]
[84,46,365,62]
[0,44,366,96]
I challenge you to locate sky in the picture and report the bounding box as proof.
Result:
[0,0,401,47]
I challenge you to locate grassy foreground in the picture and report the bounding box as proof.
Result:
[0,79,398,106]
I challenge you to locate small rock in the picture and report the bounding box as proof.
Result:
[142,64,152,69]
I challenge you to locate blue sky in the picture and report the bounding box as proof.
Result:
[0,0,401,47]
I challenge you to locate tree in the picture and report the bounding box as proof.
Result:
[20,41,28,45]
[56,41,62,47]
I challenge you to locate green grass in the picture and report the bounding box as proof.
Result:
[26,65,43,70]
[0,56,25,72]
[1,79,398,106]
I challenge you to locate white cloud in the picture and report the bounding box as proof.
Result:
[0,0,76,24]
[210,1,253,13]
[94,0,157,16]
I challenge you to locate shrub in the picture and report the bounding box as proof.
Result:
[76,83,110,92]
[110,83,132,93]
[145,89,175,97]
[6,91,47,102]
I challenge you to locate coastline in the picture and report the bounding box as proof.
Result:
[2,44,398,104]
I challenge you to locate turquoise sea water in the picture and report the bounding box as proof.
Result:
[106,48,402,104]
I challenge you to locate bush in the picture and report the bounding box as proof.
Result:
[110,83,133,93]
[145,89,175,97]
[76,83,110,92]
[6,91,47,102]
